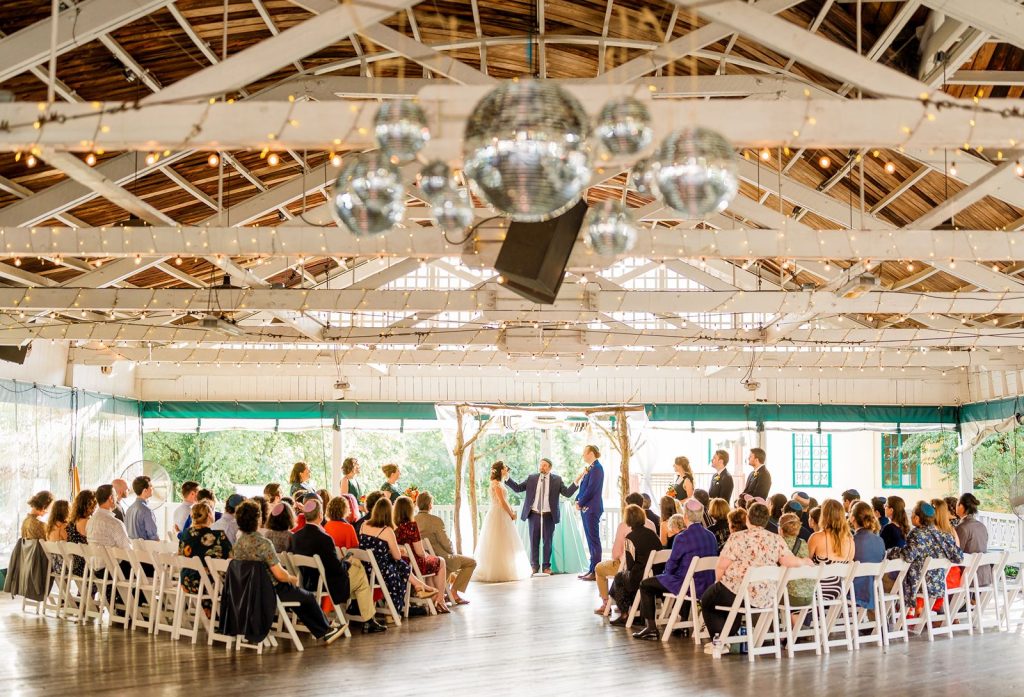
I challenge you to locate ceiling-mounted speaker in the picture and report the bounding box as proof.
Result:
[494,200,588,304]
[0,344,31,365]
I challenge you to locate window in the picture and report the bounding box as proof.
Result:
[792,433,831,487]
[881,433,920,488]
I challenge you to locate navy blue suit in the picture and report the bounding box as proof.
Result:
[577,460,605,574]
[506,472,577,572]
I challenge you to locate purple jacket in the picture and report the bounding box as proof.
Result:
[656,523,718,596]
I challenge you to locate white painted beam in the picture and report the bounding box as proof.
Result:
[921,0,1024,51]
[358,25,496,85]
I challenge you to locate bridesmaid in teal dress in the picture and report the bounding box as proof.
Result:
[340,456,364,511]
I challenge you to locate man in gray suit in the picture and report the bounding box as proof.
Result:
[415,491,476,604]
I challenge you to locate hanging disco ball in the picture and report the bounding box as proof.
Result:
[629,157,660,198]
[431,187,474,235]
[331,152,406,237]
[374,101,430,164]
[594,96,653,157]
[463,80,592,222]
[654,127,738,217]
[583,199,638,256]
[417,160,455,204]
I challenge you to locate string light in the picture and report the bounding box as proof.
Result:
[267,153,280,167]
[207,153,220,167]
[145,152,158,166]
[818,156,831,168]
[330,152,343,167]
[175,256,183,266]
[25,154,36,168]
[884,161,896,174]
[759,148,771,161]
[1016,160,1024,177]
[85,153,97,166]
[949,161,958,177]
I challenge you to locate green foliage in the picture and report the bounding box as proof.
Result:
[899,431,960,491]
[973,427,1024,513]
[341,429,456,504]
[144,430,330,501]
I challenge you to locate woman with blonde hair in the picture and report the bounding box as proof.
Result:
[669,456,694,500]
[807,499,854,601]
[659,496,680,547]
[380,463,402,503]
[707,497,731,551]
[22,491,53,539]
[930,498,961,547]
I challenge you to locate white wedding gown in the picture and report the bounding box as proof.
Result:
[474,483,533,582]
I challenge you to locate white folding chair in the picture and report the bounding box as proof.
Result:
[402,544,438,617]
[778,564,825,657]
[421,538,456,604]
[712,565,785,662]
[348,548,402,626]
[172,556,217,643]
[916,557,955,641]
[660,556,719,643]
[61,542,89,620]
[817,562,857,653]
[847,561,884,649]
[104,546,136,629]
[39,540,65,617]
[202,557,236,648]
[152,551,182,637]
[80,544,115,623]
[971,550,1007,632]
[946,553,979,636]
[876,558,911,645]
[288,553,352,638]
[1001,550,1024,630]
[126,546,159,633]
[624,549,671,628]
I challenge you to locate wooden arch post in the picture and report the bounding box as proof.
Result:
[451,404,492,554]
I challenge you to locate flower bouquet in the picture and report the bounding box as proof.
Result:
[403,485,420,500]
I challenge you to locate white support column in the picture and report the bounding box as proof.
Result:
[331,425,343,495]
[958,433,973,495]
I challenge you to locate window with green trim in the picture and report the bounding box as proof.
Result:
[881,433,920,488]
[792,433,831,487]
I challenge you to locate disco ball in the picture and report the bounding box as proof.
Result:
[583,199,638,256]
[463,80,592,222]
[595,96,653,157]
[374,101,430,164]
[331,152,405,237]
[654,127,738,216]
[431,187,474,235]
[629,157,660,197]
[417,160,454,204]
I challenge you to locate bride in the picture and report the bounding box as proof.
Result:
[474,461,533,582]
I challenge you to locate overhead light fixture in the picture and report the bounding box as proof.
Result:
[199,316,245,337]
[836,273,879,299]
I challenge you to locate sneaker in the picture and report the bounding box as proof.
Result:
[703,642,716,654]
[322,628,343,645]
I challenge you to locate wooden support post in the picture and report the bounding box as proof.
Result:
[453,404,466,554]
[616,408,630,508]
[468,439,479,550]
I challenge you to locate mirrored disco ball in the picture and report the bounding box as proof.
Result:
[595,96,653,157]
[463,80,592,222]
[331,152,406,237]
[417,160,454,204]
[629,157,660,197]
[583,199,638,256]
[431,187,474,235]
[374,101,430,164]
[654,127,738,216]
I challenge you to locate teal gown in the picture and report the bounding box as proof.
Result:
[515,499,589,574]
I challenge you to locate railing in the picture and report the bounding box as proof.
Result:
[433,504,622,553]
[977,510,1024,551]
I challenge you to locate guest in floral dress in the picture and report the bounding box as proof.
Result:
[393,496,449,613]
[886,500,963,610]
[67,489,97,579]
[178,502,232,599]
[359,498,437,615]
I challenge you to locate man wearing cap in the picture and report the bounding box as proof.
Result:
[841,489,861,514]
[741,448,771,500]
[707,450,733,504]
[212,493,244,544]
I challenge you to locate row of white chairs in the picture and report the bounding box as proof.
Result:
[618,548,1024,661]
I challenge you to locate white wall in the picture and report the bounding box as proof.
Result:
[0,340,69,386]
[69,362,140,398]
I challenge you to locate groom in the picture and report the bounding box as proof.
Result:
[505,458,579,574]
[576,444,605,581]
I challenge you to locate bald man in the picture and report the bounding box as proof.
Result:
[111,478,129,523]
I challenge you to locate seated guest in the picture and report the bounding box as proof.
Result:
[263,483,282,507]
[292,497,386,634]
[178,501,231,598]
[359,497,436,616]
[659,496,680,547]
[842,489,861,514]
[699,503,811,651]
[708,497,731,552]
[324,496,359,550]
[945,496,961,526]
[956,493,991,586]
[783,500,811,541]
[125,476,159,541]
[291,492,309,533]
[641,493,659,528]
[231,500,342,645]
[22,490,53,539]
[46,500,70,542]
[111,479,129,522]
[67,489,96,578]
[340,493,360,523]
[355,491,386,535]
[173,481,200,534]
[633,501,717,640]
[251,496,269,530]
[885,501,963,613]
[765,493,788,534]
[211,494,244,544]
[87,484,133,552]
[394,496,449,614]
[606,504,661,626]
[931,498,961,547]
[871,496,889,527]
[317,489,332,513]
[416,491,476,605]
[851,501,884,611]
[263,502,295,553]
[778,513,814,608]
[881,495,909,550]
[791,491,811,510]
[808,499,855,601]
[727,508,747,535]
[181,489,222,533]
[808,506,822,533]
[596,494,657,615]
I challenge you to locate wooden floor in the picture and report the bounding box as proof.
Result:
[3,576,1024,696]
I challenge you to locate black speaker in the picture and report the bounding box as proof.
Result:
[494,200,588,304]
[0,344,30,364]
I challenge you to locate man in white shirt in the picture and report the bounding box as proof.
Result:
[173,481,200,533]
[87,484,133,565]
[211,493,243,543]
